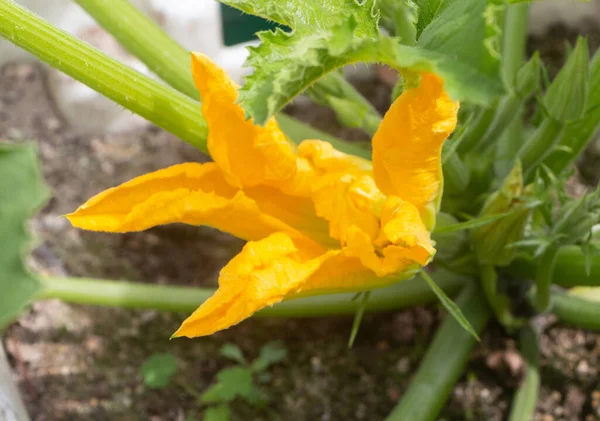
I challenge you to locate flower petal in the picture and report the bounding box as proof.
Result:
[310,171,385,244]
[244,184,337,248]
[294,139,385,244]
[298,140,372,174]
[172,232,329,338]
[372,72,459,228]
[66,163,312,243]
[172,231,417,338]
[192,52,298,189]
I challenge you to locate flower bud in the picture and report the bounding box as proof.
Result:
[472,161,532,266]
[552,189,600,245]
[515,52,541,98]
[544,37,589,122]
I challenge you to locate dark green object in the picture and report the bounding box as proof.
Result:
[0,143,49,329]
[220,4,280,46]
[141,353,178,389]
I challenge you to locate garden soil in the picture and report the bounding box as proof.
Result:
[2,24,600,421]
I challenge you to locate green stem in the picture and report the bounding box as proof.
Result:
[385,283,490,421]
[480,265,522,329]
[533,243,561,312]
[74,0,198,100]
[550,289,600,330]
[0,0,208,152]
[308,72,382,138]
[37,269,466,317]
[508,325,539,421]
[508,245,600,288]
[502,3,530,89]
[457,106,497,155]
[476,93,522,153]
[276,114,371,159]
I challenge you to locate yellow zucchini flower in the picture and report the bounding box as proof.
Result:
[67,54,459,338]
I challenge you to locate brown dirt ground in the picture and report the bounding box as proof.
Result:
[2,24,600,421]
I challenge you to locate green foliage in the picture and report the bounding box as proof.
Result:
[306,71,382,136]
[203,405,231,421]
[221,0,502,124]
[141,353,178,389]
[201,367,255,403]
[0,143,49,328]
[251,342,288,372]
[347,291,371,348]
[544,49,600,175]
[420,270,480,341]
[200,341,287,418]
[378,0,418,44]
[219,343,247,366]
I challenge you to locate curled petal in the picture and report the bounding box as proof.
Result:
[379,196,435,260]
[192,53,298,189]
[67,163,313,243]
[372,72,459,228]
[172,233,329,338]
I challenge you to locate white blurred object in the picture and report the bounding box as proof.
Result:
[148,0,252,83]
[529,0,600,36]
[0,344,30,421]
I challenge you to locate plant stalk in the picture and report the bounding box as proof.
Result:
[74,0,199,99]
[508,245,600,288]
[502,3,530,89]
[533,243,560,312]
[38,269,466,317]
[385,283,490,421]
[550,289,600,330]
[520,117,564,180]
[508,325,540,421]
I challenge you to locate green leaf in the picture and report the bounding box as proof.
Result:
[420,270,480,341]
[348,291,370,348]
[141,353,178,389]
[219,343,247,366]
[222,0,502,125]
[432,212,511,234]
[201,367,255,403]
[0,143,49,328]
[251,342,288,372]
[203,404,231,421]
[413,0,450,35]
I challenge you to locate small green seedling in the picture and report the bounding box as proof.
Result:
[139,343,286,421]
[141,352,178,389]
[199,342,287,421]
